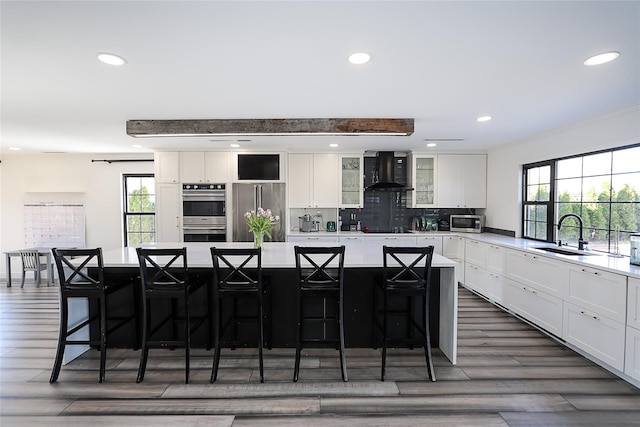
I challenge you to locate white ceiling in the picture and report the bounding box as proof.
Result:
[1,1,639,156]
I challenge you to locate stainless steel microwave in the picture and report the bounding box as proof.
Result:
[450,215,484,233]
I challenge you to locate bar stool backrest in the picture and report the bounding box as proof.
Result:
[211,247,262,290]
[136,248,188,291]
[294,246,345,289]
[52,248,104,291]
[382,246,434,289]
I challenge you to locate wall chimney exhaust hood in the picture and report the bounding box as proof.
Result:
[126,118,414,137]
[365,151,414,192]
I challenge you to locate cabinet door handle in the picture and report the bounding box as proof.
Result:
[581,268,601,276]
[523,286,537,295]
[580,310,600,321]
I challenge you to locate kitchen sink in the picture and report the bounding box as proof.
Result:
[533,246,600,256]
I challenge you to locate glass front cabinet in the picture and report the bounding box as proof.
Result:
[339,154,364,208]
[408,154,437,208]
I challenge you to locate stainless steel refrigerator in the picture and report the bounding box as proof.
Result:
[232,183,286,242]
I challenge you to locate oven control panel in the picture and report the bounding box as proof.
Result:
[183,183,225,190]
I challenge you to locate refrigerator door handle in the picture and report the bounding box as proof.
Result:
[255,184,263,210]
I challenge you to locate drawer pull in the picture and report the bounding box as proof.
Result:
[581,268,600,276]
[580,310,600,320]
[523,286,537,295]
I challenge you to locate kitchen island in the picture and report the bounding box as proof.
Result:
[98,242,458,364]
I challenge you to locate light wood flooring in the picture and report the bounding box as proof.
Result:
[1,284,640,426]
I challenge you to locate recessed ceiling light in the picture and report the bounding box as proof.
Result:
[476,116,492,122]
[9,147,21,151]
[131,144,142,148]
[584,51,620,66]
[230,143,240,148]
[348,52,371,65]
[329,143,339,148]
[426,143,437,147]
[97,52,127,66]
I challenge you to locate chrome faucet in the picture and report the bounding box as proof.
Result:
[557,213,587,250]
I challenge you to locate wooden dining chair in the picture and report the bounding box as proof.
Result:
[19,249,49,288]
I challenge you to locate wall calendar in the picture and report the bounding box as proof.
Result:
[23,203,86,248]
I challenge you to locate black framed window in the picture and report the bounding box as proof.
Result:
[123,174,156,246]
[522,161,554,242]
[522,144,640,256]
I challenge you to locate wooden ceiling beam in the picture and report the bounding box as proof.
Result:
[126,118,414,137]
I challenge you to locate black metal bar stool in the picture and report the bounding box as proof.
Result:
[293,245,347,382]
[50,247,137,383]
[210,247,270,383]
[375,245,436,382]
[136,247,210,383]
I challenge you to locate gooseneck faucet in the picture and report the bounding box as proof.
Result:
[557,213,587,250]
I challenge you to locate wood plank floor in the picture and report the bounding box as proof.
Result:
[1,284,639,426]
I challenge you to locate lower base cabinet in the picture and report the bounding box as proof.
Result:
[563,301,626,371]
[505,278,563,337]
[625,326,640,382]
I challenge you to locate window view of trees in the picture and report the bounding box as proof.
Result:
[523,144,640,256]
[124,175,156,246]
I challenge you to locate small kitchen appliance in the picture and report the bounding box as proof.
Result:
[450,214,484,233]
[299,214,317,232]
[631,234,640,266]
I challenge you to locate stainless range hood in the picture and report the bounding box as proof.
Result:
[364,151,414,191]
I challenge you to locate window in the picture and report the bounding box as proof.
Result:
[522,144,640,256]
[123,174,156,246]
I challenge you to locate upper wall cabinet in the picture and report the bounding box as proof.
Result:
[154,152,180,183]
[288,153,339,208]
[437,154,487,208]
[407,154,437,208]
[339,154,364,208]
[180,152,230,183]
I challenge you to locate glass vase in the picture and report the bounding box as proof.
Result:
[253,231,264,249]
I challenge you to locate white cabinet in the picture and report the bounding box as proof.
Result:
[506,278,563,337]
[486,244,506,275]
[180,151,230,183]
[415,235,443,255]
[627,277,640,330]
[463,239,506,305]
[465,239,486,268]
[288,153,339,208]
[287,235,339,244]
[436,154,487,208]
[154,152,180,183]
[339,235,365,246]
[565,266,627,324]
[443,235,465,259]
[506,249,567,298]
[564,301,626,371]
[625,325,640,382]
[155,183,181,242]
[443,235,465,284]
[407,154,436,207]
[368,236,417,247]
[339,154,364,208]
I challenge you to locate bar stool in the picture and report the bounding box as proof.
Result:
[293,245,347,382]
[210,247,270,383]
[50,247,137,383]
[136,247,209,383]
[376,245,436,382]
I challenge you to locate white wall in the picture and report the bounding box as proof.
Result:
[0,153,154,280]
[486,105,640,236]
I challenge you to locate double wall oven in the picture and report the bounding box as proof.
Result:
[182,183,226,242]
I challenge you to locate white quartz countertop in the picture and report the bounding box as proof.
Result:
[101,242,457,269]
